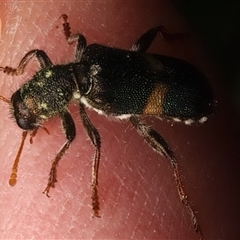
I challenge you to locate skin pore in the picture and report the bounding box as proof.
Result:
[0,1,239,239]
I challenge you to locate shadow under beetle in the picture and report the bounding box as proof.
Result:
[0,14,213,237]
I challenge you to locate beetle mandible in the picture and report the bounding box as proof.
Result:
[0,14,213,236]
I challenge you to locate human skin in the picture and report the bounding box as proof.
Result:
[0,1,239,239]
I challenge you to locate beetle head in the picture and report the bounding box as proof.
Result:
[11,90,38,130]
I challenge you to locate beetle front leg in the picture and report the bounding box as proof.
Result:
[43,110,76,196]
[61,14,87,62]
[79,102,101,217]
[130,116,202,236]
[0,49,53,76]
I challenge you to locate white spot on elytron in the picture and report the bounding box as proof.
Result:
[184,119,194,125]
[199,116,207,123]
[45,70,52,78]
[173,117,208,125]
[116,114,131,119]
[173,118,182,122]
[81,97,131,119]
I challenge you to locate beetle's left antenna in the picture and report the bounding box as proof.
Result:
[9,131,28,186]
[0,94,28,186]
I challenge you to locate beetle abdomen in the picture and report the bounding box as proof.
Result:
[155,55,213,120]
[81,44,213,120]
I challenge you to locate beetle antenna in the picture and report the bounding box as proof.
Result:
[0,95,10,104]
[9,131,28,186]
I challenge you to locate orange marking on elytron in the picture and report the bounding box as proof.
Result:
[143,83,167,115]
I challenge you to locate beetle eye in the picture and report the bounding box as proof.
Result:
[11,90,38,130]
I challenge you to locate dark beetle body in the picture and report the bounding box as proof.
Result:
[79,44,213,120]
[13,43,213,130]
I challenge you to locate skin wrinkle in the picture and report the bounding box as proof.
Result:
[0,17,1,40]
[0,1,239,239]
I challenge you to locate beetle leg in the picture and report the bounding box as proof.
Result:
[131,25,165,52]
[0,49,52,76]
[79,102,101,217]
[130,115,174,159]
[60,14,87,62]
[130,116,201,236]
[131,25,187,52]
[43,110,76,196]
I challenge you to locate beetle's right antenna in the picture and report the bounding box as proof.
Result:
[0,95,10,104]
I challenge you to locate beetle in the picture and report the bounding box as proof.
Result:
[0,14,213,236]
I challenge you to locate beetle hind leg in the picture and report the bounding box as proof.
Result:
[130,116,202,236]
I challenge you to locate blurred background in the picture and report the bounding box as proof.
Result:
[174,0,240,116]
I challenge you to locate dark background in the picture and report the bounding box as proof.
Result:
[174,0,240,116]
